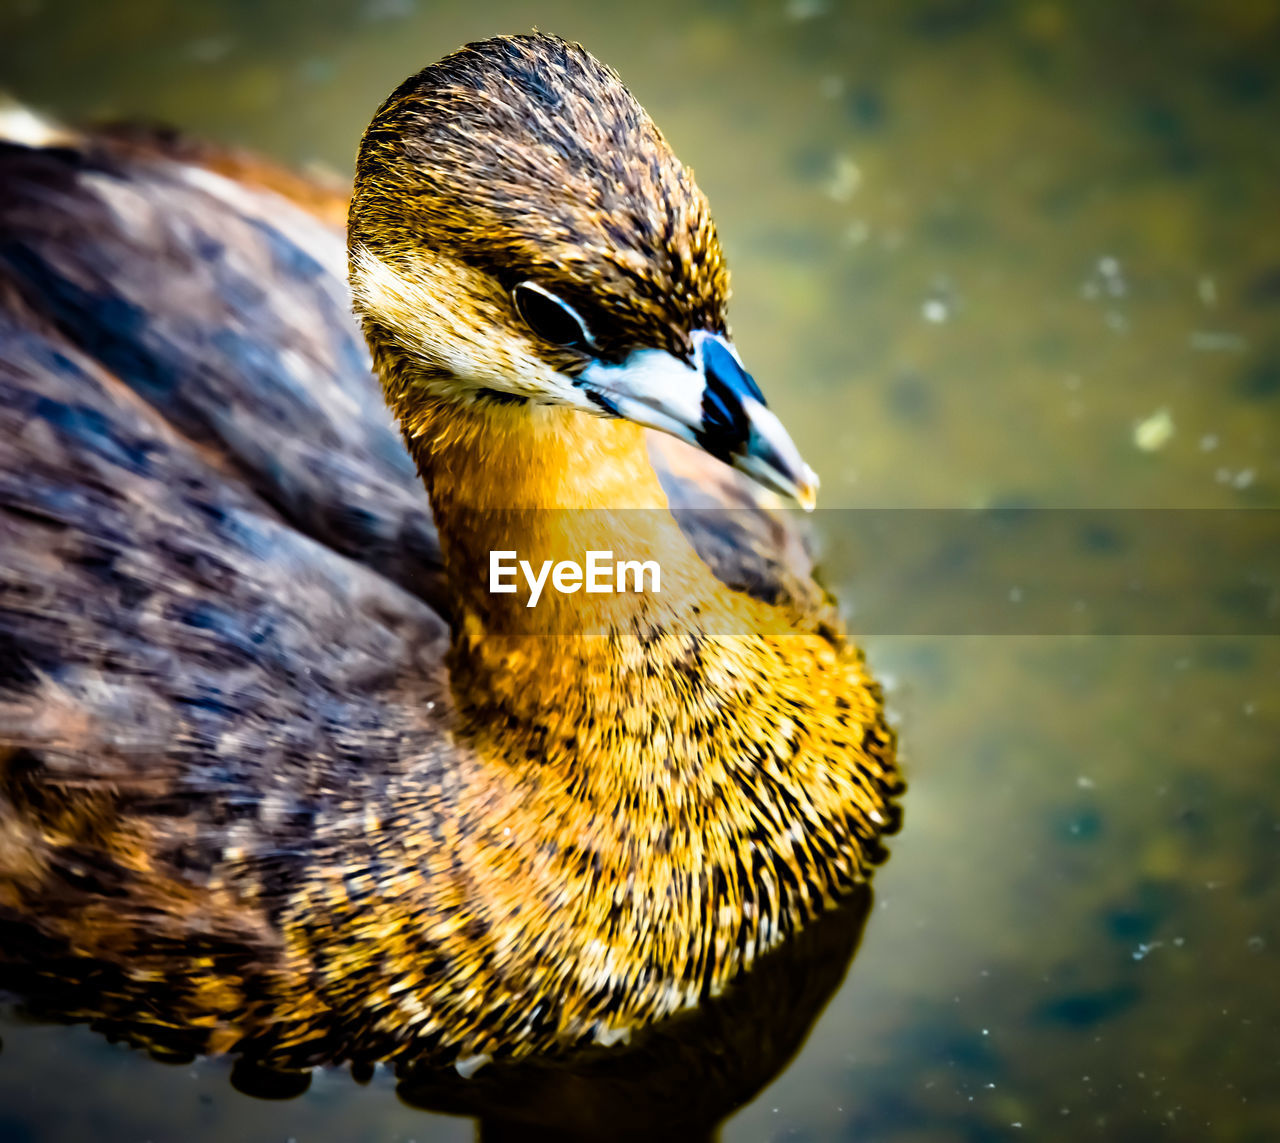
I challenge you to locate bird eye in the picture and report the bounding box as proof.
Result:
[513,282,594,349]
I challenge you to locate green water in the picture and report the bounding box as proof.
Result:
[1,0,1277,1139]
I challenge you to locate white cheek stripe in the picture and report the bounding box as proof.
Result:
[349,246,583,403]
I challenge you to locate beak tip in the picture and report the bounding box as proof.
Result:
[796,465,819,512]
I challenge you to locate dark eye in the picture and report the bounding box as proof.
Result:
[513,282,594,349]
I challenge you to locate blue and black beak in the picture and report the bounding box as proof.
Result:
[577,331,820,510]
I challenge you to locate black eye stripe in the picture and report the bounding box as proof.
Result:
[513,282,594,349]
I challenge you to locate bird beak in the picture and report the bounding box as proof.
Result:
[576,332,820,510]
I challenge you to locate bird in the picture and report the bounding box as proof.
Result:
[0,32,901,1077]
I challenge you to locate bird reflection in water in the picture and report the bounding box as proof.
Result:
[0,887,873,1142]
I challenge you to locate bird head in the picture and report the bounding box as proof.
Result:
[348,33,818,509]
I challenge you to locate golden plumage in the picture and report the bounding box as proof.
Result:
[0,32,899,1075]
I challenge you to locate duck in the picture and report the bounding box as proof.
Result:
[0,33,900,1076]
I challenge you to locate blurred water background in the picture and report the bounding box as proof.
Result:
[0,0,1277,1139]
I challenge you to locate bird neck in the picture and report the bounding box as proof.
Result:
[390,380,735,712]
[404,390,718,605]
[409,394,672,513]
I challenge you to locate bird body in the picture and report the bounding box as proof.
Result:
[0,34,899,1072]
